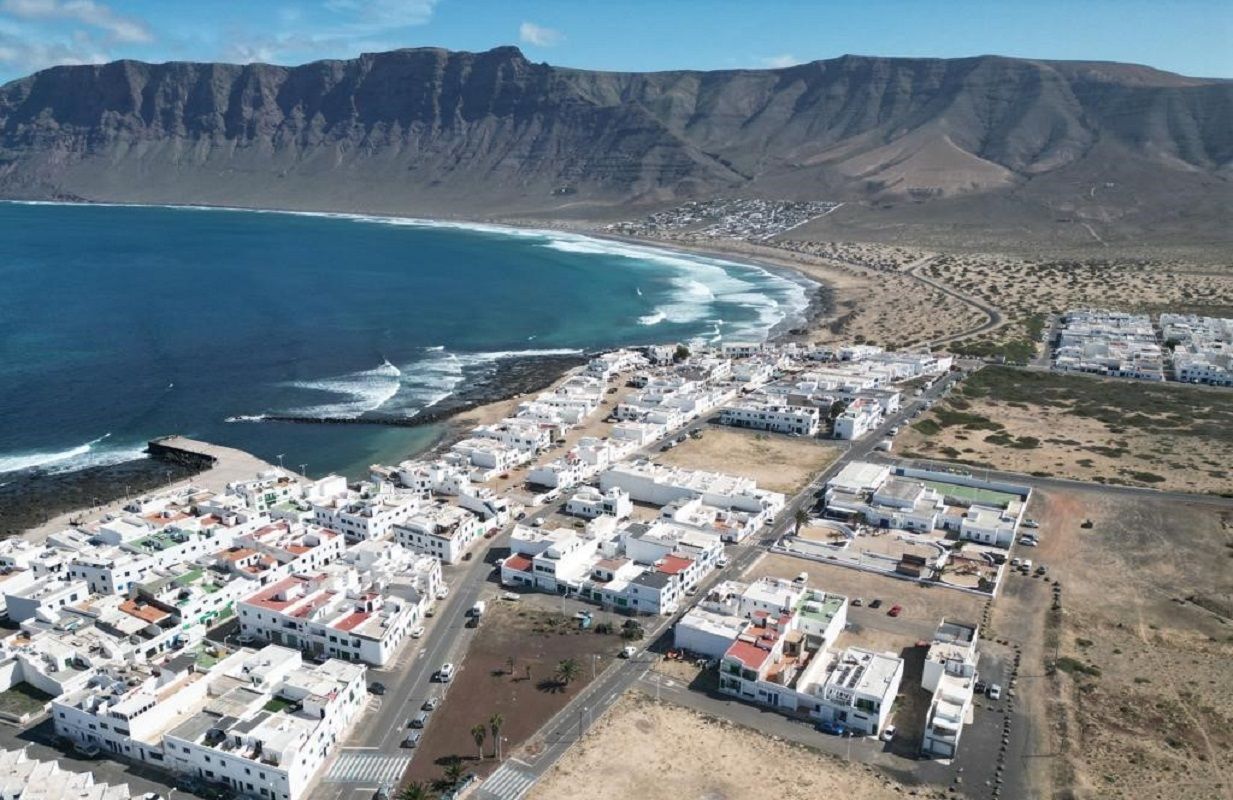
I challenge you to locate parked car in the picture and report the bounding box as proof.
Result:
[1011,557,1022,567]
[410,625,425,639]
[501,591,521,601]
[1022,519,1039,529]
[620,646,638,659]
[716,557,729,569]
[794,571,808,584]
[402,731,422,748]
[369,682,386,695]
[410,711,429,729]
[422,697,439,711]
[880,725,896,742]
[815,720,846,736]
[987,683,1002,701]
[1018,536,1038,547]
[975,680,987,695]
[869,599,883,609]
[436,662,456,683]
[436,587,450,600]
[888,604,903,617]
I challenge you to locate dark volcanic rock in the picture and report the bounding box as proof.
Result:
[0,47,1228,235]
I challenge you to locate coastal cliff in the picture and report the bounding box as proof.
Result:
[0,47,1229,235]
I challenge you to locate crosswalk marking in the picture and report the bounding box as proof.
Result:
[326,752,412,785]
[476,763,536,800]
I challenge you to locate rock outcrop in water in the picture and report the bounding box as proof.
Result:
[0,47,1229,237]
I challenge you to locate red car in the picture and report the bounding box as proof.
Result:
[888,604,903,617]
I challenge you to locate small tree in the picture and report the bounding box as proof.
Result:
[489,713,504,758]
[442,757,464,787]
[471,723,487,761]
[399,782,431,800]
[556,658,581,686]
[673,344,690,363]
[793,507,810,536]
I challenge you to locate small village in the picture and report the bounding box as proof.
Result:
[0,335,1056,800]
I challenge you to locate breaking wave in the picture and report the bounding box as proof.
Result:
[0,433,147,476]
[267,347,584,421]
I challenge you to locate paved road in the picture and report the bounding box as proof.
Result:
[904,257,1005,345]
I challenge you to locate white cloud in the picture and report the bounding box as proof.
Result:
[0,0,152,43]
[0,28,108,73]
[324,0,438,31]
[761,54,802,69]
[519,21,562,48]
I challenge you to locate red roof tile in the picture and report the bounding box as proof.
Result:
[657,555,693,576]
[503,555,533,573]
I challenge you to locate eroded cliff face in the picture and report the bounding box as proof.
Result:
[0,46,1228,220]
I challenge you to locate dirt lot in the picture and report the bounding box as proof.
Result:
[746,552,986,639]
[531,691,907,800]
[403,601,626,785]
[655,426,841,495]
[1002,487,1233,800]
[900,366,1233,494]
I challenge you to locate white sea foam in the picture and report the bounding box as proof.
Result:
[638,311,666,326]
[0,434,146,476]
[225,414,268,423]
[274,347,585,420]
[284,361,404,418]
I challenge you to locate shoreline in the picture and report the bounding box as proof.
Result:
[1,202,839,537]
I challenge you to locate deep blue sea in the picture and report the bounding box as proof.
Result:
[0,202,810,480]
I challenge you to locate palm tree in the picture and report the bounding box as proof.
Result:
[489,713,504,759]
[556,658,581,686]
[442,757,463,787]
[399,782,431,800]
[471,723,487,761]
[793,507,810,536]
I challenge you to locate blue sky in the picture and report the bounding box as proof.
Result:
[0,0,1229,84]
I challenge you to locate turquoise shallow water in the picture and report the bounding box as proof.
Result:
[0,203,810,479]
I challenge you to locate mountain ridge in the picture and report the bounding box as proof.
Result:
[0,46,1229,242]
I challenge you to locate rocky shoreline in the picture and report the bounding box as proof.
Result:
[0,457,203,537]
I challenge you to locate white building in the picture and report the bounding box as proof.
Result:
[238,572,420,666]
[310,481,421,543]
[393,505,489,564]
[720,402,820,436]
[163,647,366,800]
[565,487,633,520]
[833,397,883,440]
[5,578,89,623]
[600,461,785,517]
[921,620,980,759]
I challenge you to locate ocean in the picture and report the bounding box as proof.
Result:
[0,202,811,482]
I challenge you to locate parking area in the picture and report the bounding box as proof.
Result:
[746,552,987,635]
[0,715,193,798]
[401,595,628,787]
